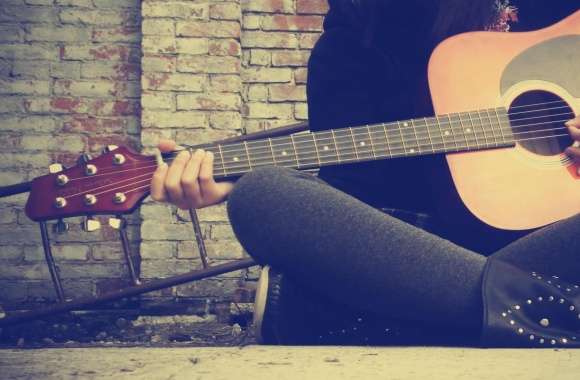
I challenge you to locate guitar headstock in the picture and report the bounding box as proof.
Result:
[25,146,157,221]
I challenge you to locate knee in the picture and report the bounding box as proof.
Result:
[226,166,292,231]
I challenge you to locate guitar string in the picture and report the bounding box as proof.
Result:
[60,132,575,202]
[64,115,575,184]
[61,99,578,186]
[62,120,573,194]
[175,107,573,157]
[163,111,574,160]
[64,106,576,183]
[83,132,575,204]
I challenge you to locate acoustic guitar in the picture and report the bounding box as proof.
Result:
[25,11,580,230]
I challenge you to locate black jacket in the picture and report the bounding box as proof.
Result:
[307,0,578,253]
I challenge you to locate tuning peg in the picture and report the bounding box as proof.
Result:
[52,219,70,234]
[108,217,126,230]
[82,217,101,232]
[102,145,119,154]
[49,163,64,174]
[77,153,93,165]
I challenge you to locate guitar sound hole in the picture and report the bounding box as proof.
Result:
[508,90,574,156]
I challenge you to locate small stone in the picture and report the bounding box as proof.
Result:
[42,337,55,345]
[151,335,162,343]
[95,332,108,340]
[17,338,25,347]
[231,323,242,336]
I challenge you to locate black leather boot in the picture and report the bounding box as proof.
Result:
[481,257,580,347]
[253,266,476,346]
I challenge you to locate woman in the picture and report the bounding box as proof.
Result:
[151,0,580,347]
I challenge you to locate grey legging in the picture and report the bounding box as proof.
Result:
[226,166,580,332]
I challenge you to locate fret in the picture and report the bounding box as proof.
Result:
[334,128,357,162]
[243,141,252,169]
[350,127,374,160]
[271,136,299,167]
[446,115,469,151]
[468,110,493,148]
[330,129,342,163]
[396,121,409,155]
[433,116,459,152]
[216,144,227,177]
[381,123,393,158]
[314,131,340,164]
[458,112,485,149]
[486,108,511,144]
[368,124,388,158]
[472,110,491,148]
[247,139,276,168]
[478,109,496,147]
[348,127,360,160]
[289,135,301,168]
[293,133,318,168]
[310,133,322,166]
[403,120,421,154]
[485,108,502,146]
[496,108,515,143]
[366,125,378,159]
[220,142,249,176]
[268,138,277,165]
[423,117,446,153]
[454,114,471,150]
[421,118,435,154]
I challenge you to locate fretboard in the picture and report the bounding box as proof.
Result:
[195,108,515,179]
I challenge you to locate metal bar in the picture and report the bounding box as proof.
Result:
[0,258,258,327]
[118,217,141,285]
[0,181,32,198]
[189,209,209,268]
[39,222,65,303]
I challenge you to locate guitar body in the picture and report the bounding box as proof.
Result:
[429,11,580,230]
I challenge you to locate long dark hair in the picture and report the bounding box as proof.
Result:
[350,0,496,47]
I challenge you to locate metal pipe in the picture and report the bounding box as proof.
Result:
[39,222,66,302]
[0,258,257,327]
[118,217,141,285]
[189,209,209,268]
[0,181,32,198]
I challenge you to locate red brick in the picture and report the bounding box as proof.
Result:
[271,51,310,67]
[296,0,329,14]
[262,15,323,32]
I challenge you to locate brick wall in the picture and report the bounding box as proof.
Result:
[1,0,328,316]
[0,0,142,308]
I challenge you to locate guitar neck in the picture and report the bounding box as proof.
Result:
[194,107,515,179]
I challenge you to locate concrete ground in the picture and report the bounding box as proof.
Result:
[1,347,579,380]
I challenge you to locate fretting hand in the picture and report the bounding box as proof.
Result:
[150,139,235,209]
[565,115,580,164]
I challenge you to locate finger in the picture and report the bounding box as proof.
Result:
[150,162,168,201]
[566,124,580,142]
[565,146,580,162]
[182,149,205,207]
[158,139,177,153]
[565,116,580,128]
[165,150,190,203]
[198,151,218,201]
